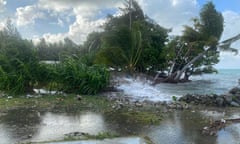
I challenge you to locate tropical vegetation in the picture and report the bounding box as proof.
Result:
[0,0,239,95]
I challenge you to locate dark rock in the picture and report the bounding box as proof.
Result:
[229,87,240,94]
[102,86,120,92]
[223,94,233,104]
[233,97,240,105]
[216,97,224,107]
[76,95,82,101]
[27,134,33,138]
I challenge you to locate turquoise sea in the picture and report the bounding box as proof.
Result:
[117,69,240,102]
[187,69,240,94]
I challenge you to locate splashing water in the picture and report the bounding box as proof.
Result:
[116,69,240,102]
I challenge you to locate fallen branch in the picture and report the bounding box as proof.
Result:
[202,118,240,136]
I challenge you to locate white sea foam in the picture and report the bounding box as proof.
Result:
[116,77,181,102]
[115,69,240,102]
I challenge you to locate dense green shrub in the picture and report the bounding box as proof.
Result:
[58,57,109,94]
[0,31,39,94]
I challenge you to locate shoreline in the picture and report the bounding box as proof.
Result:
[1,91,240,143]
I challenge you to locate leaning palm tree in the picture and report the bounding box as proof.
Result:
[158,34,240,83]
[155,2,239,83]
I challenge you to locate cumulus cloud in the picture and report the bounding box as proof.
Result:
[0,0,6,13]
[38,0,123,12]
[33,0,199,44]
[221,11,240,43]
[16,5,45,26]
[68,15,105,44]
[216,10,240,69]
[30,0,123,44]
[137,0,199,35]
[0,22,4,30]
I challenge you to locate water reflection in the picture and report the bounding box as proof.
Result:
[0,124,15,144]
[0,108,240,143]
[0,108,41,143]
[0,109,109,143]
[145,111,216,144]
[32,112,107,142]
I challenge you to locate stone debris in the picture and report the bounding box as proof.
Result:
[179,87,240,107]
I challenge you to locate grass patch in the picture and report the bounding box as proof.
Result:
[106,110,162,125]
[64,132,119,141]
[0,94,112,113]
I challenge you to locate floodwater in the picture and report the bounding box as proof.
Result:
[0,108,240,144]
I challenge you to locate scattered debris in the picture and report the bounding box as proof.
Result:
[202,118,240,136]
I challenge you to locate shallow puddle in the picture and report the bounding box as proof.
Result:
[0,108,240,144]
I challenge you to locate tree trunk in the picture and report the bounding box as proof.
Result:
[174,51,206,81]
[155,50,207,83]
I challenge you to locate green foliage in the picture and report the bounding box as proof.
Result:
[0,20,109,95]
[164,1,224,81]
[94,0,168,73]
[57,57,110,94]
[36,37,79,61]
[0,23,39,94]
[172,96,177,101]
[200,1,224,40]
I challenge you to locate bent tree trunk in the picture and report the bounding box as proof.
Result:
[153,33,240,84]
[162,51,207,83]
[174,52,206,80]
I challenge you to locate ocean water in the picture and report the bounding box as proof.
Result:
[117,69,240,102]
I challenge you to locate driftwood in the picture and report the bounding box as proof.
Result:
[202,118,240,136]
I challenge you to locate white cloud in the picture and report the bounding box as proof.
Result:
[68,15,105,44]
[31,0,123,44]
[221,11,240,42]
[16,5,45,26]
[34,0,199,44]
[0,0,6,13]
[216,10,240,69]
[38,0,123,13]
[33,16,105,44]
[43,33,67,43]
[0,22,4,30]
[137,0,199,35]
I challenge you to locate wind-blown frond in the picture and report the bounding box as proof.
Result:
[218,33,240,55]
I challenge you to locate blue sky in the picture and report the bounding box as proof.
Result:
[0,0,239,69]
[199,0,240,12]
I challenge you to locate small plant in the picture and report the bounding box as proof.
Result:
[172,96,177,101]
[94,132,119,140]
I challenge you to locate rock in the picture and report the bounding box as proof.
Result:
[233,97,240,105]
[112,101,124,110]
[229,87,240,94]
[230,101,240,107]
[26,94,33,98]
[135,102,143,107]
[64,132,89,139]
[76,95,82,101]
[7,96,13,99]
[28,134,33,138]
[216,97,224,107]
[223,95,233,104]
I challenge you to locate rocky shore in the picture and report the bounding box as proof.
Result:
[179,87,240,107]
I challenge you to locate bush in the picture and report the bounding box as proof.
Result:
[57,57,110,94]
[0,33,39,95]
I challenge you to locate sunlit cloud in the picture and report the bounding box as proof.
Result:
[0,0,7,13]
[16,5,45,26]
